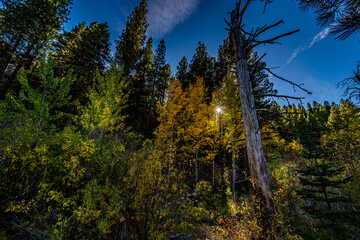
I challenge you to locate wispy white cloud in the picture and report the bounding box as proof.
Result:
[309,27,330,47]
[147,0,202,38]
[286,27,330,65]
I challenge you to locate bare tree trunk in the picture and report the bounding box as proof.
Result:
[232,134,236,202]
[212,145,215,187]
[111,221,127,240]
[195,148,198,191]
[231,9,273,210]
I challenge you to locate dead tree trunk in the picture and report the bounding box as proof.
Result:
[227,0,302,211]
[230,2,272,210]
[230,33,272,209]
[232,134,236,202]
[195,147,199,191]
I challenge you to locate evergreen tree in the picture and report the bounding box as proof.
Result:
[296,163,359,239]
[0,0,72,98]
[153,39,171,104]
[136,37,154,86]
[55,21,111,103]
[137,37,155,136]
[297,0,360,40]
[337,63,360,104]
[176,56,190,90]
[247,52,277,115]
[115,0,148,77]
[188,42,216,100]
[215,36,234,84]
[114,0,150,135]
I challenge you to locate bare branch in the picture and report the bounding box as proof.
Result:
[252,29,300,48]
[253,20,284,38]
[239,0,252,18]
[252,39,282,45]
[266,156,280,162]
[232,138,246,143]
[255,94,305,100]
[265,68,312,95]
[256,53,267,63]
[224,18,233,30]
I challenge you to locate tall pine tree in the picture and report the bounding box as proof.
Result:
[115,0,149,135]
[188,42,216,100]
[55,21,110,103]
[176,56,190,90]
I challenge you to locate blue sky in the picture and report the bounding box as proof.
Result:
[65,0,360,105]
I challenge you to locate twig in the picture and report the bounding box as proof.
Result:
[265,67,312,95]
[267,155,280,162]
[252,29,300,48]
[255,94,305,100]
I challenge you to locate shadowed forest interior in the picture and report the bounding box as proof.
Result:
[0,0,360,239]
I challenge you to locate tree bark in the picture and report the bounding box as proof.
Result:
[232,134,236,202]
[195,148,198,191]
[0,39,38,99]
[0,34,23,83]
[111,221,127,240]
[212,147,215,187]
[231,9,273,210]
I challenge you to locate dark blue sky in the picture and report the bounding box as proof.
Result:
[65,0,360,105]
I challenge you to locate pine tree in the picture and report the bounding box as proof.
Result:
[114,0,151,135]
[55,21,111,103]
[0,0,72,98]
[248,52,277,114]
[296,163,359,239]
[115,0,148,76]
[337,63,360,104]
[297,0,360,40]
[176,56,190,90]
[188,42,216,100]
[137,37,156,136]
[153,39,171,104]
[215,36,234,84]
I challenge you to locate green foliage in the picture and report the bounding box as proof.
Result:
[1,1,360,239]
[176,56,190,90]
[271,101,332,151]
[337,63,360,104]
[188,42,217,99]
[79,63,128,138]
[153,39,171,104]
[296,163,360,239]
[297,0,360,40]
[55,21,111,102]
[0,59,89,239]
[115,0,148,76]
[0,0,72,97]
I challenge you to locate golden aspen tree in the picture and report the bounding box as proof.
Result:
[218,75,245,201]
[155,79,186,174]
[182,78,212,190]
